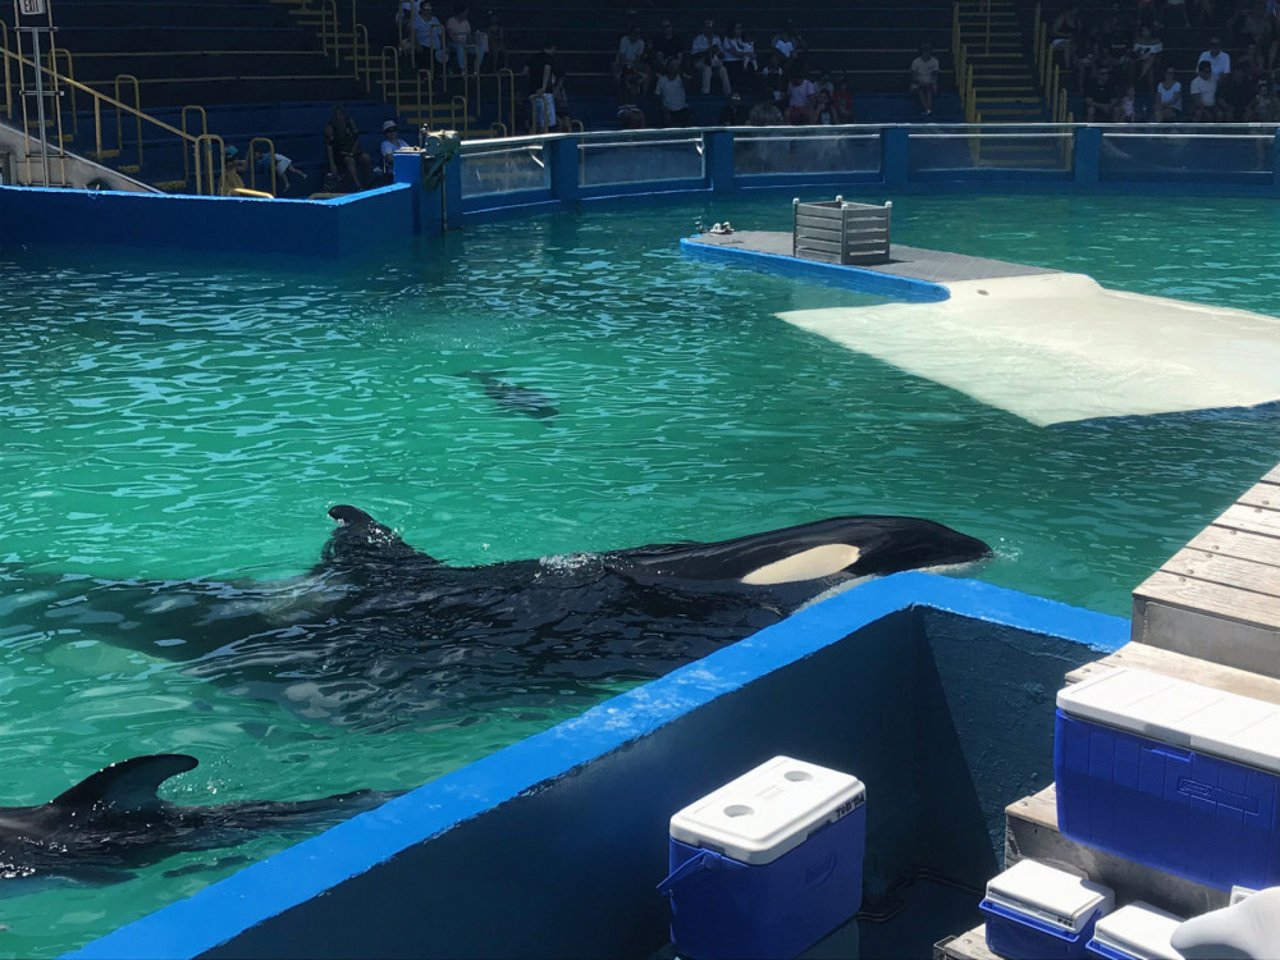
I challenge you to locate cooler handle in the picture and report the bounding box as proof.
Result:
[656,849,723,896]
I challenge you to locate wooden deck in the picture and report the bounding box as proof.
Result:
[1132,462,1280,678]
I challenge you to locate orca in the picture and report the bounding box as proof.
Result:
[0,508,990,730]
[0,754,393,884]
[463,370,559,419]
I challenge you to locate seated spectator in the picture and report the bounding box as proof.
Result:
[526,41,559,133]
[399,1,445,71]
[1132,25,1163,88]
[1153,66,1183,119]
[723,23,758,90]
[1245,77,1280,119]
[910,43,940,116]
[785,70,816,124]
[813,88,837,124]
[761,50,788,103]
[1198,37,1232,79]
[748,98,783,125]
[616,93,647,129]
[773,27,799,62]
[220,145,245,196]
[377,120,409,182]
[1084,65,1119,120]
[833,77,854,122]
[615,26,649,97]
[445,4,472,75]
[1190,59,1226,119]
[1116,84,1138,121]
[323,105,370,190]
[474,11,504,73]
[651,20,685,75]
[720,91,750,125]
[654,59,693,126]
[691,20,731,95]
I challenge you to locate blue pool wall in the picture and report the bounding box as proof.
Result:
[5,124,1280,258]
[0,182,411,260]
[69,573,1128,960]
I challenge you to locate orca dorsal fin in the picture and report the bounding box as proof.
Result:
[50,754,198,812]
[321,505,438,569]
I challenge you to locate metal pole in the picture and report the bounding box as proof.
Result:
[29,25,48,184]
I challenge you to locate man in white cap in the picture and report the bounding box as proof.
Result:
[378,120,409,183]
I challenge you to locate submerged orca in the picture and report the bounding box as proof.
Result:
[1,509,990,729]
[462,370,559,419]
[0,754,392,884]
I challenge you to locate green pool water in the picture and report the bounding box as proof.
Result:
[1,192,1278,956]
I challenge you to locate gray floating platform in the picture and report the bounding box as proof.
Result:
[682,230,1057,302]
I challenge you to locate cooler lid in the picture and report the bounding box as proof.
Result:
[668,756,865,866]
[1057,668,1280,775]
[984,859,1113,934]
[1091,902,1185,960]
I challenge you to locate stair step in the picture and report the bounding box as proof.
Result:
[117,163,142,173]
[153,178,189,191]
[934,925,997,960]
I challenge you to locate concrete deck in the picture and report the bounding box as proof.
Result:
[687,230,1059,284]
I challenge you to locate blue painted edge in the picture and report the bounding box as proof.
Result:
[678,236,952,304]
[0,182,410,206]
[66,572,1126,960]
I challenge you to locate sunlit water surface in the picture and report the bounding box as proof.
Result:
[1,193,1278,956]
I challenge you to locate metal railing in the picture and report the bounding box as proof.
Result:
[247,135,277,194]
[192,132,227,195]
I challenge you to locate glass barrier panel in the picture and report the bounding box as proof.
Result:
[733,131,881,177]
[579,135,704,187]
[1100,129,1275,179]
[460,144,550,197]
[908,130,1074,173]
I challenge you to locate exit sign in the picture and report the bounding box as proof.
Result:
[18,0,47,15]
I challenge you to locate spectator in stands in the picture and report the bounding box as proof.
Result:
[785,70,816,123]
[761,50,788,103]
[616,92,647,129]
[474,11,505,72]
[1190,59,1226,119]
[249,143,306,195]
[833,77,854,122]
[719,91,750,124]
[813,88,837,124]
[910,43,941,116]
[655,58,693,126]
[220,145,245,197]
[773,27,799,63]
[526,41,560,133]
[723,23,758,91]
[377,120,409,182]
[1132,25,1163,89]
[1116,84,1138,120]
[1084,64,1119,120]
[323,105,370,190]
[615,26,649,97]
[691,20,732,96]
[445,4,473,75]
[1246,77,1280,119]
[1198,37,1232,78]
[399,1,446,71]
[651,21,685,75]
[1051,4,1082,70]
[1153,66,1184,119]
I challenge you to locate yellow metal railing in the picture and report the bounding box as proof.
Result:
[451,94,467,136]
[193,133,227,195]
[180,104,207,185]
[247,135,277,194]
[50,47,76,137]
[497,68,515,135]
[113,73,143,166]
[380,45,400,112]
[1,19,11,119]
[353,23,369,85]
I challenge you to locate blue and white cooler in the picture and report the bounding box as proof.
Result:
[1085,902,1185,960]
[980,859,1115,959]
[657,756,866,960]
[1055,667,1280,890]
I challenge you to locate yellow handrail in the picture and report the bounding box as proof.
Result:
[50,47,76,136]
[114,73,143,166]
[452,94,467,136]
[1,18,11,119]
[192,132,226,195]
[180,104,207,184]
[500,68,515,135]
[417,67,435,130]
[380,45,399,112]
[247,135,277,195]
[354,23,369,85]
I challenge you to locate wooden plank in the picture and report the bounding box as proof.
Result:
[1213,503,1280,539]
[1187,525,1280,567]
[1135,570,1280,630]
[1237,481,1280,510]
[1162,547,1280,598]
[1066,642,1280,704]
